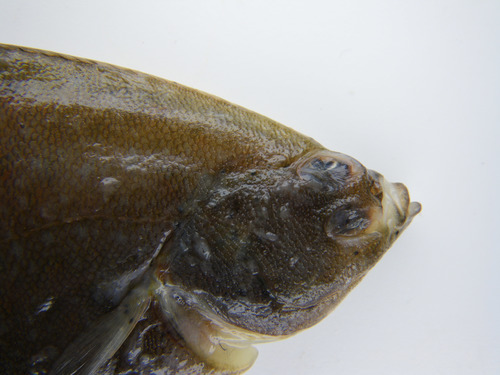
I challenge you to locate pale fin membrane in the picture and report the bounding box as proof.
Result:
[49,283,151,375]
[154,284,284,373]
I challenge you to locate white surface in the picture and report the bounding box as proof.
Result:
[1,1,499,374]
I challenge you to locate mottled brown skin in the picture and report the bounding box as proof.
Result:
[0,45,415,374]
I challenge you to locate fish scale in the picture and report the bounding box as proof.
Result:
[0,44,420,374]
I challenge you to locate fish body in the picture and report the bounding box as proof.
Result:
[0,45,420,374]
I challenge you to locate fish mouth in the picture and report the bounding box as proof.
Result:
[369,170,421,238]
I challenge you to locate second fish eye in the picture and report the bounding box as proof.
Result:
[325,207,370,237]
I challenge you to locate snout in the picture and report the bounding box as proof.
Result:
[368,170,421,236]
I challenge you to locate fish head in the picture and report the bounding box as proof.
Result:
[156,149,420,371]
[293,149,422,280]
[233,149,422,332]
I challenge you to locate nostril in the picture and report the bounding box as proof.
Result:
[370,181,383,199]
[373,188,384,202]
[367,169,383,181]
[367,170,384,201]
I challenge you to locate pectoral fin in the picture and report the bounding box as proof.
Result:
[154,285,282,374]
[50,284,150,375]
[158,290,257,372]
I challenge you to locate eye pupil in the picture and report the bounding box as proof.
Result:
[326,208,370,237]
[297,155,349,188]
[324,160,338,169]
[311,159,325,169]
[335,211,356,230]
[311,158,340,171]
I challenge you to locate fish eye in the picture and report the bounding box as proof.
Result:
[325,207,370,237]
[297,156,349,184]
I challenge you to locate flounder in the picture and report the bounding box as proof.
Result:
[0,44,421,374]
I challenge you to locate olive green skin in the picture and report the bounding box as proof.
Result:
[0,45,391,374]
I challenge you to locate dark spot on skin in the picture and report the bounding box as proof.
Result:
[129,318,133,324]
[353,251,359,256]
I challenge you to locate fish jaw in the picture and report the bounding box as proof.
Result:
[367,170,422,241]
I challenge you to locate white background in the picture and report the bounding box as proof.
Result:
[1,1,499,374]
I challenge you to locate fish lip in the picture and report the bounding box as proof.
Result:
[387,182,421,231]
[371,172,421,236]
[397,201,422,232]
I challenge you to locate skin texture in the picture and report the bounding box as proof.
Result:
[0,45,420,374]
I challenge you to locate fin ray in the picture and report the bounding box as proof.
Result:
[50,284,150,375]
